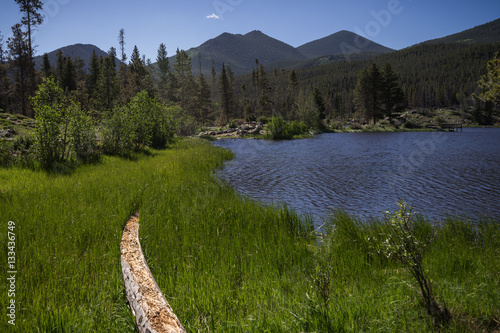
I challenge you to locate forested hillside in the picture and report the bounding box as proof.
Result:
[228,41,500,125]
[425,18,500,44]
[290,42,500,114]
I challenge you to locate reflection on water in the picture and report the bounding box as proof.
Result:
[213,128,500,225]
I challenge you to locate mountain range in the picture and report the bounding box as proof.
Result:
[34,17,500,76]
[180,29,394,75]
[34,29,395,76]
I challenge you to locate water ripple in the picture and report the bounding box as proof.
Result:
[214,129,500,225]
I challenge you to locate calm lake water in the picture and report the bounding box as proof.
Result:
[213,128,500,225]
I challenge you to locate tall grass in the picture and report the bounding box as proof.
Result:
[1,138,498,332]
[305,211,500,332]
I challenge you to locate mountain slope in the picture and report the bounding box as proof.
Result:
[425,18,500,44]
[34,44,113,72]
[176,30,308,76]
[297,30,394,59]
[169,30,394,76]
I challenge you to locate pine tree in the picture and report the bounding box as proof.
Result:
[380,62,405,120]
[61,56,77,91]
[155,43,170,101]
[0,32,5,64]
[7,23,31,115]
[0,32,11,112]
[211,60,217,115]
[288,70,299,119]
[258,64,272,116]
[313,87,326,121]
[108,47,117,69]
[354,63,383,124]
[41,52,52,78]
[55,50,65,83]
[117,29,130,103]
[219,64,234,124]
[86,50,100,101]
[196,73,213,124]
[129,45,150,96]
[118,28,126,63]
[96,55,119,113]
[227,65,238,117]
[14,0,43,96]
[173,49,193,108]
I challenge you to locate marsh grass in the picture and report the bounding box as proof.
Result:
[1,138,498,332]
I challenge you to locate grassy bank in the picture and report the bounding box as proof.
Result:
[1,138,499,332]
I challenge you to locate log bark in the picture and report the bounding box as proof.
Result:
[121,212,186,333]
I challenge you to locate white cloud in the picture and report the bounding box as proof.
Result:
[206,13,220,20]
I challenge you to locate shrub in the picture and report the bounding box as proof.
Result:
[101,106,137,155]
[246,112,257,122]
[68,104,97,161]
[267,116,288,139]
[32,77,98,168]
[382,201,450,324]
[102,91,184,154]
[228,119,238,129]
[257,116,268,124]
[0,140,13,167]
[287,120,309,137]
[403,120,420,129]
[348,123,363,130]
[12,134,36,167]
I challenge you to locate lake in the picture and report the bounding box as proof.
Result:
[213,128,500,225]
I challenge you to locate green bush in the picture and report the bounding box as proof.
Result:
[257,116,268,124]
[267,116,288,139]
[0,140,13,167]
[228,119,238,129]
[102,91,184,154]
[32,77,98,168]
[246,112,257,122]
[101,106,137,155]
[267,117,310,140]
[287,120,309,137]
[12,134,36,167]
[403,120,420,129]
[68,104,98,161]
[32,77,69,168]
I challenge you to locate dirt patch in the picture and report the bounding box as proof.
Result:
[121,212,186,333]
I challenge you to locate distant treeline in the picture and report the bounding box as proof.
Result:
[235,42,500,121]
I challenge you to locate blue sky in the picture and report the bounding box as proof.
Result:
[1,0,499,62]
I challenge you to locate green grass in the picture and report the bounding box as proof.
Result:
[1,138,499,332]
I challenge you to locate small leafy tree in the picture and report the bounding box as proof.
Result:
[297,90,322,129]
[475,52,500,117]
[101,105,135,155]
[32,77,69,168]
[33,77,97,168]
[383,201,450,324]
[102,90,181,154]
[68,103,97,160]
